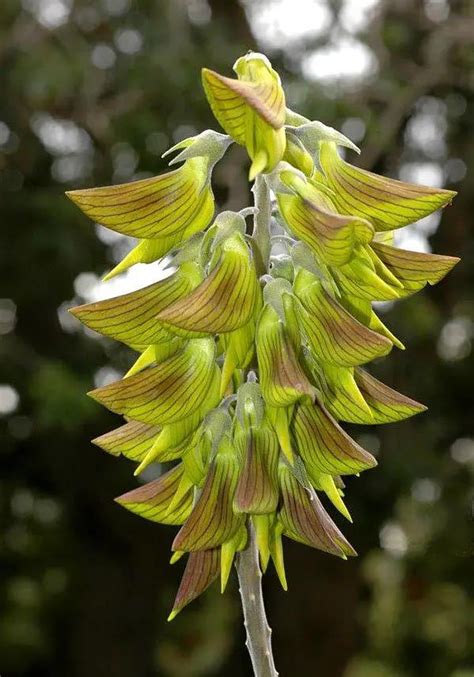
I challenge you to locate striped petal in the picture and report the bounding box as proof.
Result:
[355,368,427,423]
[320,141,456,232]
[156,234,260,336]
[279,464,356,558]
[294,269,392,366]
[371,242,459,296]
[202,52,286,178]
[334,254,402,302]
[168,549,220,621]
[172,447,244,552]
[322,365,374,424]
[92,420,159,461]
[233,426,279,515]
[257,304,316,408]
[292,403,377,476]
[115,463,192,525]
[277,172,374,267]
[88,338,219,426]
[70,262,203,348]
[66,157,214,239]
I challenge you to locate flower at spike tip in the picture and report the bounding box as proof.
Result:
[67,50,460,622]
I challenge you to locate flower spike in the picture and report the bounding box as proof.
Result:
[67,51,459,628]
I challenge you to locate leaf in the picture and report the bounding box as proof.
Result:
[279,464,356,558]
[70,263,202,348]
[257,304,316,408]
[320,141,456,231]
[292,403,377,476]
[88,338,219,426]
[294,269,392,366]
[172,448,244,552]
[233,426,279,514]
[168,549,220,621]
[66,157,213,239]
[355,368,427,423]
[157,234,260,336]
[115,463,192,525]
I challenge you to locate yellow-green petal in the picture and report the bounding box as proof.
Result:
[168,548,220,621]
[320,140,456,232]
[294,269,392,366]
[355,368,427,423]
[88,338,219,426]
[157,234,259,337]
[115,463,192,525]
[172,449,244,552]
[70,262,203,349]
[292,403,377,476]
[66,157,213,239]
[257,304,316,408]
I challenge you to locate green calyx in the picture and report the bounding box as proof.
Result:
[67,51,459,620]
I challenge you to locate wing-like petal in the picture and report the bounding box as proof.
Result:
[320,141,456,231]
[115,464,192,525]
[293,403,377,476]
[88,338,219,426]
[66,158,213,239]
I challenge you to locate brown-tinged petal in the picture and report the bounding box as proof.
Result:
[320,140,456,231]
[279,464,355,558]
[168,548,220,621]
[233,426,279,514]
[88,338,218,426]
[355,368,427,423]
[292,402,377,476]
[115,463,192,525]
[172,447,244,552]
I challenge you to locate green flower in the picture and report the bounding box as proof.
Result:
[68,51,459,620]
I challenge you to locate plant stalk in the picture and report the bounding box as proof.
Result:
[237,524,278,677]
[238,174,277,677]
[252,174,272,272]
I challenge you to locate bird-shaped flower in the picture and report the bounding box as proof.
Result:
[68,52,459,620]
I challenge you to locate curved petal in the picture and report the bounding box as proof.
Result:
[257,305,316,408]
[115,463,192,525]
[292,403,377,476]
[371,242,460,296]
[172,450,244,552]
[279,464,355,558]
[88,338,219,426]
[294,270,392,366]
[168,549,220,621]
[157,235,259,336]
[355,368,427,423]
[66,157,213,239]
[70,263,202,348]
[320,141,456,232]
[233,426,279,514]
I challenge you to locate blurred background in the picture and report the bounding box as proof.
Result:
[0,0,473,675]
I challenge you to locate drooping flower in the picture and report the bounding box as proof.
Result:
[67,51,459,621]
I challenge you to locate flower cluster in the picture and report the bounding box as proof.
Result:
[68,52,458,620]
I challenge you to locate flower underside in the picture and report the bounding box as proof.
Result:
[67,52,458,620]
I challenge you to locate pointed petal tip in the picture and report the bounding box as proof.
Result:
[167,609,179,622]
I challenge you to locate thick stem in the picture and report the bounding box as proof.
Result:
[251,174,272,272]
[237,524,278,677]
